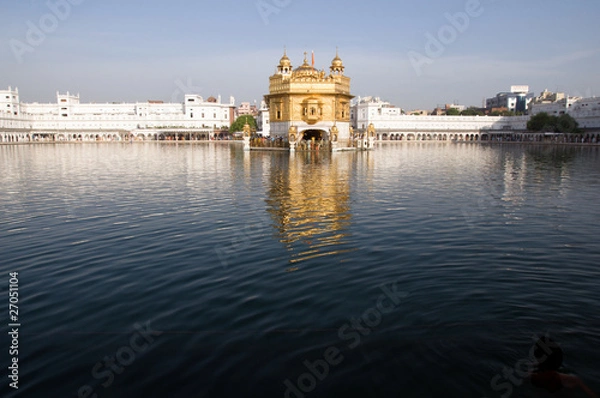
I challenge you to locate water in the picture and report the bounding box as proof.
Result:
[1,142,599,397]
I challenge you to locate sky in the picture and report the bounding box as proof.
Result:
[1,0,599,110]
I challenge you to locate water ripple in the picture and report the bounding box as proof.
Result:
[1,144,600,397]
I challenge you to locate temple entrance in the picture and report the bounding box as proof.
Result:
[297,129,329,151]
[301,129,326,141]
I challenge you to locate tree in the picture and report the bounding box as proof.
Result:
[527,112,555,132]
[490,110,516,116]
[230,115,257,133]
[460,107,485,116]
[527,112,581,134]
[446,108,460,116]
[556,114,580,134]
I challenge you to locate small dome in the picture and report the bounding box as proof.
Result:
[207,96,217,103]
[331,54,343,68]
[279,54,291,68]
[279,49,292,68]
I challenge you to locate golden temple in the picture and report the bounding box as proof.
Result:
[262,49,367,151]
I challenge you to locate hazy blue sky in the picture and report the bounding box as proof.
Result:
[1,0,599,109]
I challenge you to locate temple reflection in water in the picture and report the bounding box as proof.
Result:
[261,150,360,268]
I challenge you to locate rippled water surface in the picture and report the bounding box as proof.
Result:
[1,142,599,397]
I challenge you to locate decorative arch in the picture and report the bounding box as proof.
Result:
[299,128,328,142]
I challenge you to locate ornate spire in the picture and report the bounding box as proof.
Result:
[278,47,292,74]
[330,49,344,75]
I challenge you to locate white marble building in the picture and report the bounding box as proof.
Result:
[351,96,529,140]
[352,96,600,140]
[0,87,235,142]
[529,93,600,129]
[256,101,270,137]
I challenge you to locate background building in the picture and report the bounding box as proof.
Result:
[256,101,270,137]
[0,87,236,142]
[528,89,579,116]
[486,85,534,113]
[237,102,258,117]
[352,96,405,129]
[0,87,21,116]
[528,89,600,128]
[350,95,529,140]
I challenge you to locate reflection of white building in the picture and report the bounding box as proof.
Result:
[0,87,236,142]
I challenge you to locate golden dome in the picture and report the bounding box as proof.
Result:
[293,53,319,77]
[331,54,343,68]
[279,52,291,68]
[295,57,313,72]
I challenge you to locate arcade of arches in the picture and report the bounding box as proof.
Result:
[0,131,213,143]
[378,132,600,143]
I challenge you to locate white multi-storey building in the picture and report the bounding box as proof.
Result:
[569,97,600,129]
[486,85,534,113]
[0,87,21,116]
[256,101,270,137]
[529,97,581,116]
[0,87,236,143]
[529,90,600,129]
[570,97,600,117]
[351,96,529,141]
[351,96,405,130]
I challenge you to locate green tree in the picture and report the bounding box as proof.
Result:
[460,107,485,116]
[527,112,581,134]
[446,108,460,116]
[556,114,580,134]
[230,115,257,133]
[527,112,555,132]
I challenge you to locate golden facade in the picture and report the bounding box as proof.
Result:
[264,50,354,147]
